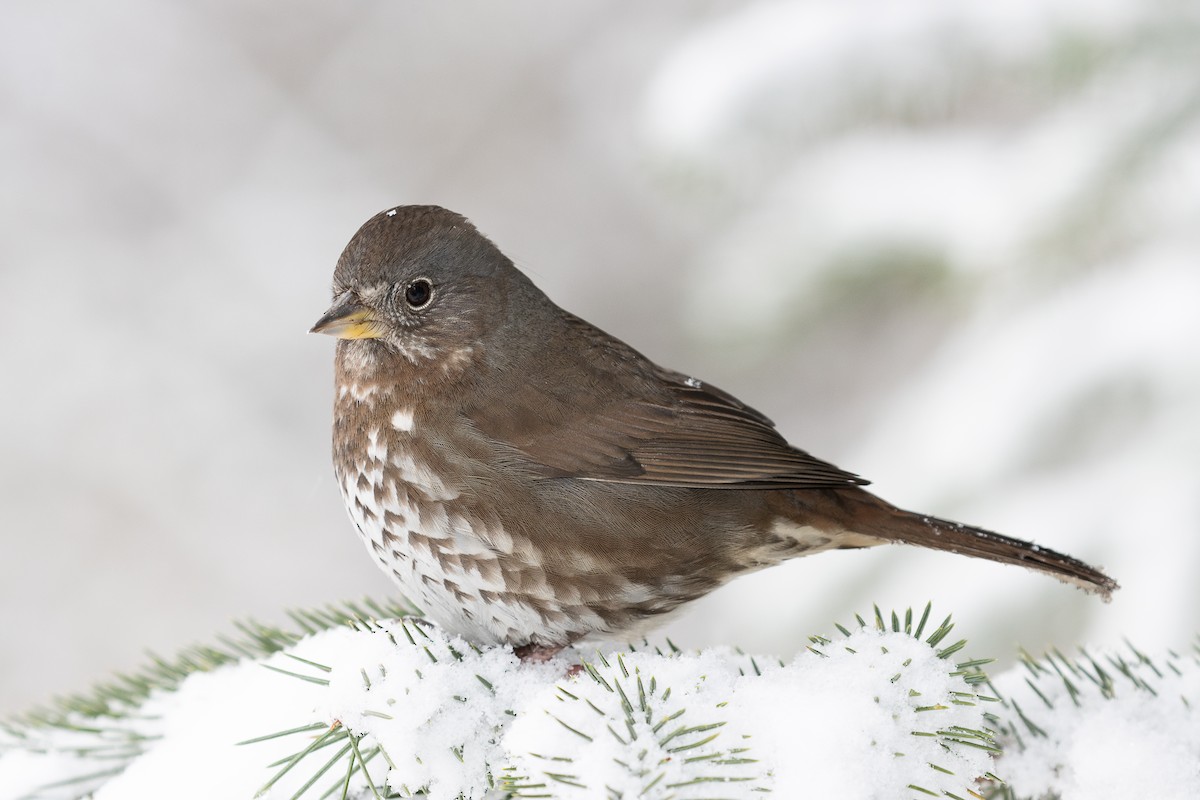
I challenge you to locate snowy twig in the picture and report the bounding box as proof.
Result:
[2,602,1197,799]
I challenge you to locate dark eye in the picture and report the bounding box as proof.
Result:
[404,278,433,309]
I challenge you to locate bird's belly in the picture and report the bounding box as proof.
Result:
[337,448,614,646]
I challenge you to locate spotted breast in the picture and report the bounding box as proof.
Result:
[331,345,629,647]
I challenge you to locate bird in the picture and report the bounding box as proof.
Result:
[311,204,1117,661]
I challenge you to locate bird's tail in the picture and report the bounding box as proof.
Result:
[861,498,1118,599]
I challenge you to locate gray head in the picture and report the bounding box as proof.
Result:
[311,205,535,365]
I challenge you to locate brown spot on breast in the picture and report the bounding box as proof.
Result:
[355,499,377,522]
[470,558,501,584]
[442,579,472,603]
[537,607,568,625]
[407,531,438,558]
[435,549,458,573]
[498,567,520,591]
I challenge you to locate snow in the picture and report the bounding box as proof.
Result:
[88,632,352,800]
[0,751,96,800]
[720,630,994,797]
[321,621,561,799]
[5,616,1195,799]
[992,644,1200,799]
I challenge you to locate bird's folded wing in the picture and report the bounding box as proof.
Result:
[469,359,868,490]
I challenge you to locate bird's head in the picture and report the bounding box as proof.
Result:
[311,205,524,370]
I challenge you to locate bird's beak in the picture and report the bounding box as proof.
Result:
[309,292,384,339]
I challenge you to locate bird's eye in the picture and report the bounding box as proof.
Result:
[404,279,433,309]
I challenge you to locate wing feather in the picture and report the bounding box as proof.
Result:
[466,313,867,490]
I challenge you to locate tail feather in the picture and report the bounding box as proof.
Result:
[876,505,1118,600]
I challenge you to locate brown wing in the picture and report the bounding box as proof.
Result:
[467,313,867,490]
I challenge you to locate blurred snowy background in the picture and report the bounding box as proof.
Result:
[2,0,1197,716]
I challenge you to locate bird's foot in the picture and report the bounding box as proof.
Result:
[514,643,584,678]
[513,643,563,663]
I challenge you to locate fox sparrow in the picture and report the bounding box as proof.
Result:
[312,205,1116,658]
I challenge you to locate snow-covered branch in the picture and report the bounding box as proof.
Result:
[1,602,1196,799]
